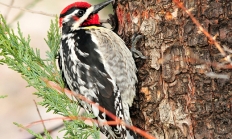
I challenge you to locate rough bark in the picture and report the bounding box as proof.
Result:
[112,0,232,139]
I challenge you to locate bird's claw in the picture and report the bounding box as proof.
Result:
[131,34,146,59]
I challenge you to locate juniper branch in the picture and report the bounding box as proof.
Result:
[0,14,99,139]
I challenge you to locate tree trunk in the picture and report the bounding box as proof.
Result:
[112,0,232,138]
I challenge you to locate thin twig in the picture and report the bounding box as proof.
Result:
[33,100,46,130]
[28,123,64,139]
[0,2,56,17]
[9,0,42,25]
[4,0,14,21]
[173,0,226,56]
[25,117,90,128]
[23,117,120,139]
[42,79,156,139]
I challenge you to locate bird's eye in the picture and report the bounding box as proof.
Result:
[76,10,85,17]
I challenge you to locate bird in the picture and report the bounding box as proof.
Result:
[58,0,137,138]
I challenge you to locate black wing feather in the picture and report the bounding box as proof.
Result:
[74,29,116,116]
[60,29,117,117]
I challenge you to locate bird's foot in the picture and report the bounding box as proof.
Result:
[131,34,146,59]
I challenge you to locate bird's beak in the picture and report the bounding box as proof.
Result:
[92,0,114,14]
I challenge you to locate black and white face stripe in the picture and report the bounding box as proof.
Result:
[61,8,86,25]
[71,6,94,30]
[60,7,86,18]
[60,6,95,31]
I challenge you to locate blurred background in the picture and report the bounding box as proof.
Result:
[0,0,112,138]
